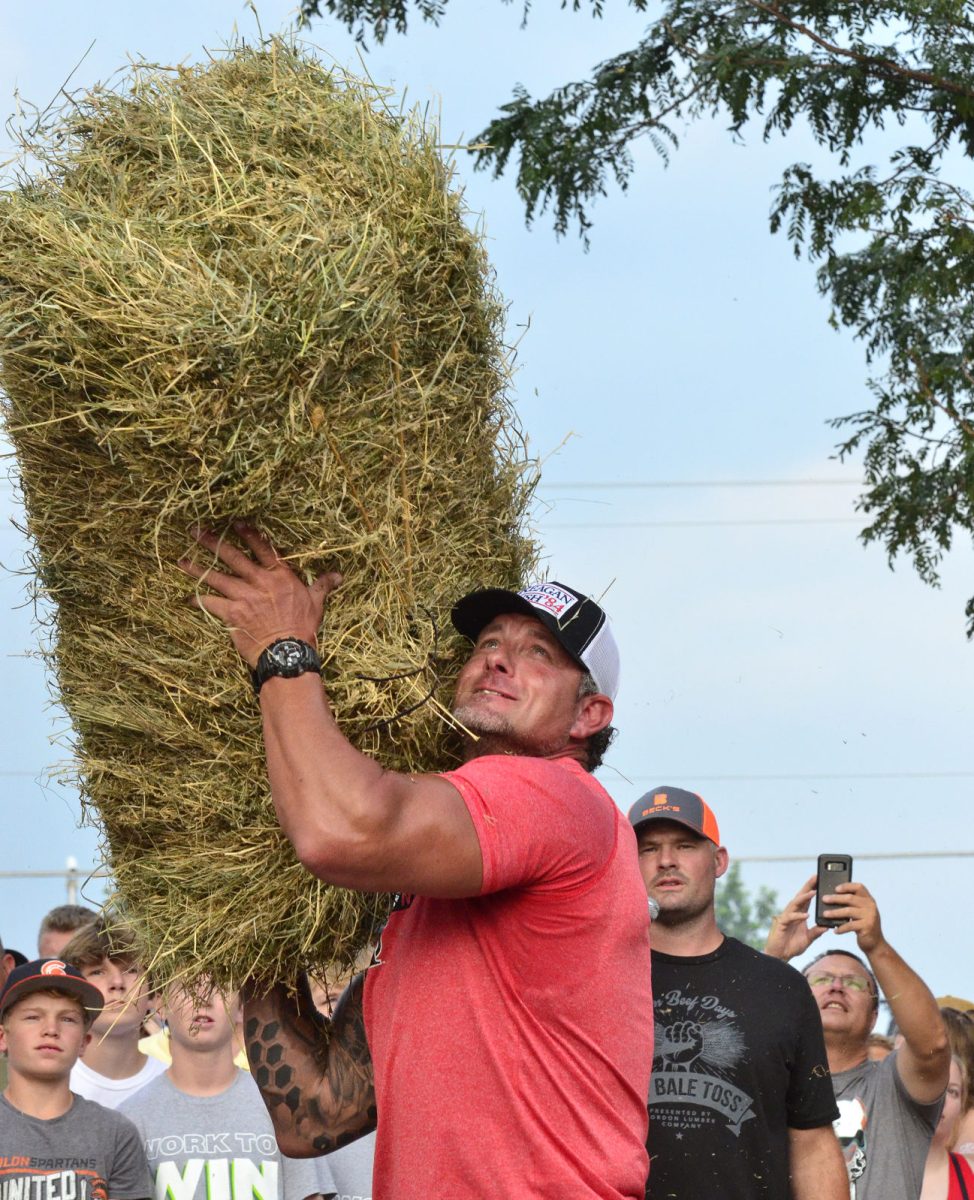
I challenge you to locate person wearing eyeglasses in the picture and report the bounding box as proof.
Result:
[766,878,950,1200]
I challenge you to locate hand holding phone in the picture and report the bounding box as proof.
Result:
[815,854,853,927]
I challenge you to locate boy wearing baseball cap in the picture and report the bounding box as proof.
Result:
[0,958,151,1200]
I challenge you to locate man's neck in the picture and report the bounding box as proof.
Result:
[650,913,724,957]
[825,1034,870,1074]
[461,737,586,767]
[82,1030,147,1080]
[3,1073,74,1120]
[167,1047,238,1097]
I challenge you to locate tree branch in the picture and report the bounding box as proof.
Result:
[911,353,974,441]
[743,0,974,101]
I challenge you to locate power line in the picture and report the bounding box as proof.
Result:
[0,479,869,501]
[545,517,860,529]
[4,850,973,881]
[0,771,73,778]
[0,869,104,880]
[735,850,974,863]
[0,516,867,537]
[6,766,972,783]
[541,479,866,490]
[5,771,972,783]
[0,772,75,782]
[624,771,974,782]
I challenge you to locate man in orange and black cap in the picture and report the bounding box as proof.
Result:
[629,786,847,1200]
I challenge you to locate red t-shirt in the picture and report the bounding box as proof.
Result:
[363,754,653,1199]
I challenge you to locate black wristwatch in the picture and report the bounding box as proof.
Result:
[251,638,322,696]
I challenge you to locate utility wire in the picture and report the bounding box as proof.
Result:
[0,478,869,498]
[541,479,866,489]
[623,771,974,782]
[544,517,861,529]
[3,770,970,782]
[734,850,974,863]
[3,848,973,880]
[0,516,865,537]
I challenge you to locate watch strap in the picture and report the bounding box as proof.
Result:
[251,638,322,696]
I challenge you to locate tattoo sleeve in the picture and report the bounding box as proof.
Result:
[243,971,376,1155]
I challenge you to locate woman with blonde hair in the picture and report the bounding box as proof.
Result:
[920,1009,974,1199]
[947,1009,974,1155]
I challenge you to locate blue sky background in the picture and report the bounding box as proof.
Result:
[0,2,970,1003]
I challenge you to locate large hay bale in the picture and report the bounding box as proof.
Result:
[0,38,536,987]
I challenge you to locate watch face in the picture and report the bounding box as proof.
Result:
[269,640,306,670]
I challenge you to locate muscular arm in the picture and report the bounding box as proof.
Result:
[243,972,376,1157]
[788,1126,847,1200]
[181,525,483,897]
[259,671,483,897]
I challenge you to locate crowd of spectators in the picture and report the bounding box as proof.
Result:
[2,813,971,1200]
[0,912,372,1200]
[0,570,968,1199]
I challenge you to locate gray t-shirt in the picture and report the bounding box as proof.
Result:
[119,1071,320,1200]
[314,1131,375,1200]
[0,1092,151,1200]
[831,1051,943,1200]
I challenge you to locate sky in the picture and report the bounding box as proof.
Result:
[0,2,970,1005]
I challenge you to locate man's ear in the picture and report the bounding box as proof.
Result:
[78,1030,92,1059]
[571,692,613,740]
[137,979,158,1020]
[714,847,730,879]
[0,1024,8,1057]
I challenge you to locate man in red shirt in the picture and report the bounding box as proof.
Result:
[182,526,652,1200]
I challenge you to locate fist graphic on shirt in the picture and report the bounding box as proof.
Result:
[662,1020,705,1070]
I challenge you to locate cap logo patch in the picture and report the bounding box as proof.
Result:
[518,582,580,620]
[654,795,668,806]
[40,960,68,976]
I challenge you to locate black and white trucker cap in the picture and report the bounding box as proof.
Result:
[451,580,620,700]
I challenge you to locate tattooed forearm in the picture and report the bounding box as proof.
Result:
[243,971,376,1155]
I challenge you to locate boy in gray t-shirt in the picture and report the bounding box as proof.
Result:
[0,957,151,1200]
[120,982,321,1200]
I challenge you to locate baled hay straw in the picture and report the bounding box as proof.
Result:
[0,38,537,989]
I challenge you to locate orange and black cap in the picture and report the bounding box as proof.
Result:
[627,786,721,845]
[0,958,104,1024]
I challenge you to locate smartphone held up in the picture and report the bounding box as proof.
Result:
[815,854,853,928]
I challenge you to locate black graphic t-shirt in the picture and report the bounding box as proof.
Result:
[647,937,838,1199]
